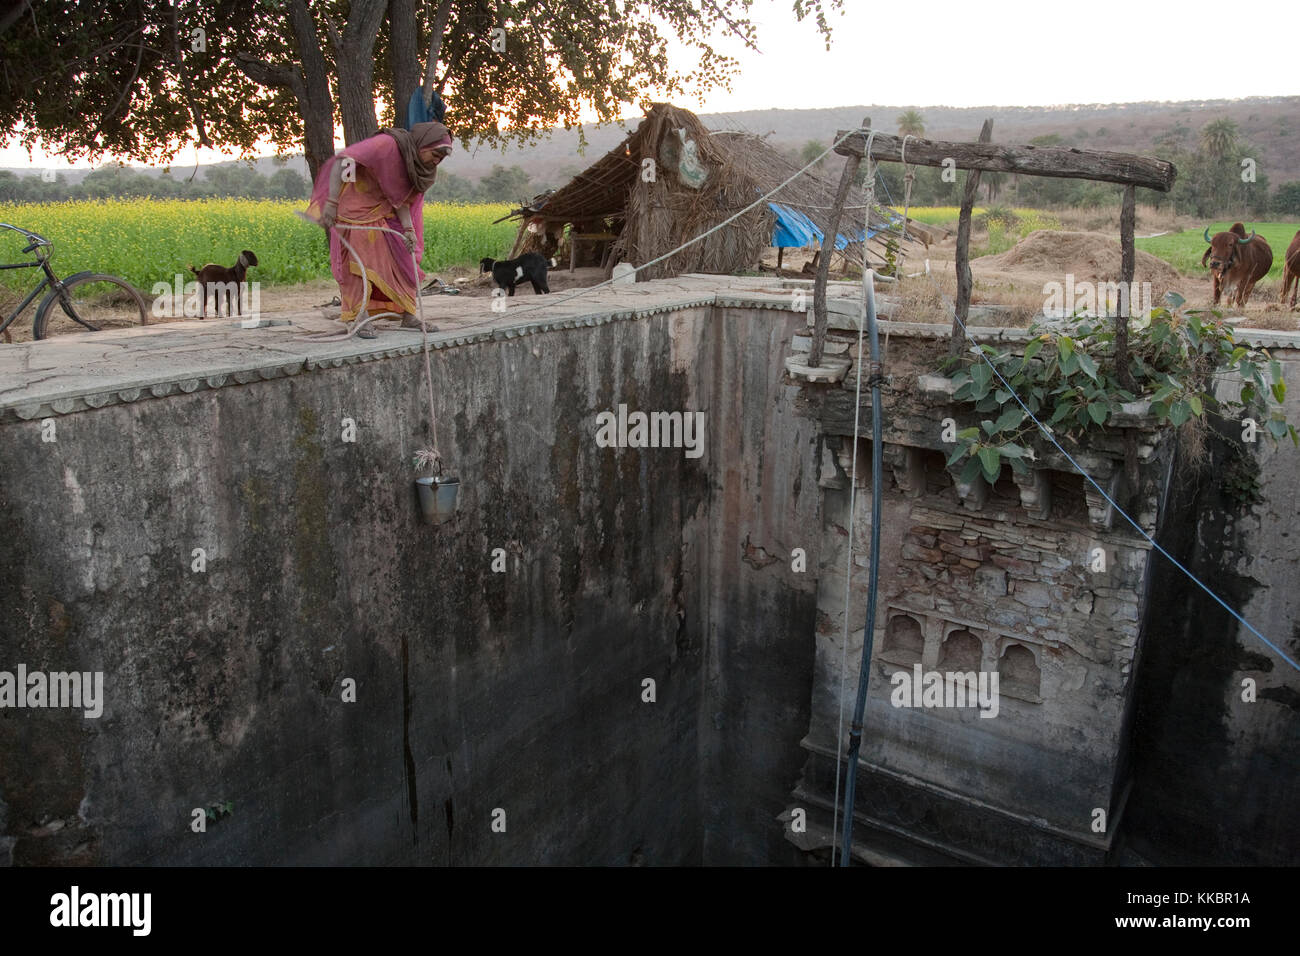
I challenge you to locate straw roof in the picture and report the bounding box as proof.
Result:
[510,103,919,280]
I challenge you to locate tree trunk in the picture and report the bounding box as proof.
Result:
[423,0,456,102]
[287,1,337,183]
[233,1,337,185]
[332,0,388,144]
[389,0,422,125]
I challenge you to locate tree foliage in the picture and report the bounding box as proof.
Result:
[1,0,846,183]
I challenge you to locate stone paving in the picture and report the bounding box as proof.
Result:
[4,271,1298,424]
[0,275,801,423]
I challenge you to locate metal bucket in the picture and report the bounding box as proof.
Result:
[415,475,459,525]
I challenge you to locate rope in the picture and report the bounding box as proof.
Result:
[829,223,871,868]
[441,127,874,334]
[933,274,1300,674]
[900,134,915,244]
[294,214,441,472]
[829,137,876,865]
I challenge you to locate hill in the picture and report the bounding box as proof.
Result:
[5,96,1299,193]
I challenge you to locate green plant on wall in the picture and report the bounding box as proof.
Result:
[205,800,235,822]
[941,294,1296,485]
[1221,449,1263,509]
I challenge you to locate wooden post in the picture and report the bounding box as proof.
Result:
[507,220,529,259]
[950,119,993,358]
[1116,184,1136,391]
[810,116,868,368]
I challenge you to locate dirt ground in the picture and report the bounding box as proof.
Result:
[0,263,613,343]
[259,262,612,314]
[4,226,1297,343]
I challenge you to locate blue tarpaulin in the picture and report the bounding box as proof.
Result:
[767,202,878,249]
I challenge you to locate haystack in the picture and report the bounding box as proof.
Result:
[976,230,1182,298]
[505,103,927,280]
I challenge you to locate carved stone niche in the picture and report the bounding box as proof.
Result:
[946,463,989,512]
[883,443,925,498]
[1084,469,1125,533]
[1012,467,1052,520]
[937,624,988,672]
[996,639,1043,703]
[834,436,872,488]
[881,609,926,666]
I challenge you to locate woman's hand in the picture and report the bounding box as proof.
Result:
[321,200,338,230]
[396,200,417,253]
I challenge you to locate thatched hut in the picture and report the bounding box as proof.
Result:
[504,103,932,281]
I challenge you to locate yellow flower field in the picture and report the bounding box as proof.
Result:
[0,199,520,295]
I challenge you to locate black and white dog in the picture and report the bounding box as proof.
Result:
[480,253,555,296]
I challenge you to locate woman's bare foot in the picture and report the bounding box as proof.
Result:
[401,313,438,331]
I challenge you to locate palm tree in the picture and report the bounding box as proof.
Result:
[897,110,925,138]
[1200,118,1239,159]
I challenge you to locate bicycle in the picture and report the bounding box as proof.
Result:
[0,222,148,341]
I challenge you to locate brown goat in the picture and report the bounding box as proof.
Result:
[188,250,259,318]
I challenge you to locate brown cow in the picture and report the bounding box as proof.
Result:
[1201,222,1273,308]
[1281,230,1300,309]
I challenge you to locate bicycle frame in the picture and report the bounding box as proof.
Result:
[0,222,70,337]
[0,252,61,336]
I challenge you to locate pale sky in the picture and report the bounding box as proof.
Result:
[3,0,1295,171]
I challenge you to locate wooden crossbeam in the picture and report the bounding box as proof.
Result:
[834,130,1175,191]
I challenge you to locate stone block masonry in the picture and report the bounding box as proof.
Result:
[791,324,1178,864]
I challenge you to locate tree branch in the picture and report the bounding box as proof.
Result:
[705,0,760,52]
[0,0,33,35]
[422,0,455,105]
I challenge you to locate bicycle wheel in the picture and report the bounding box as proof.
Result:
[34,272,149,339]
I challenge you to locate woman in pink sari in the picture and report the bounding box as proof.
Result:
[304,122,453,337]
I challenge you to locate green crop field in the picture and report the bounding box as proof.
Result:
[0,198,520,296]
[895,206,1054,226]
[1136,222,1300,279]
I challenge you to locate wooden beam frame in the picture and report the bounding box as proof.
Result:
[833,130,1175,192]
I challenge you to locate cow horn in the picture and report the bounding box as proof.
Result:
[1203,227,1213,243]
[1238,230,1257,244]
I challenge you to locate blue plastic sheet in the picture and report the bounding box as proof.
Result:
[768,202,870,250]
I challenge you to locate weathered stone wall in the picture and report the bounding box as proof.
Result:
[0,299,819,866]
[1124,336,1300,866]
[788,321,1300,866]
[696,307,821,866]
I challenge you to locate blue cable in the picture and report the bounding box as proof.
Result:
[946,306,1300,674]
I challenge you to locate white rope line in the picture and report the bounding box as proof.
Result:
[915,264,1300,674]
[293,214,441,469]
[900,134,915,244]
[829,258,869,868]
[445,127,874,333]
[830,136,875,866]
